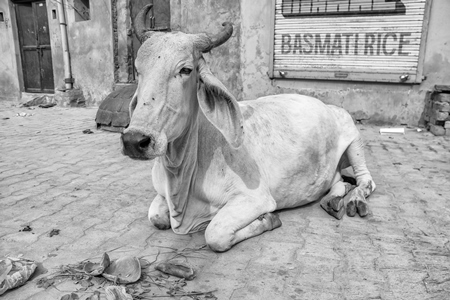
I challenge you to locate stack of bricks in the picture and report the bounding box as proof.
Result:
[424,85,450,136]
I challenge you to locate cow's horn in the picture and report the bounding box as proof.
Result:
[196,22,233,53]
[133,4,154,44]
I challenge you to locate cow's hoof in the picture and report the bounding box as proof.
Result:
[347,188,369,218]
[321,202,345,220]
[257,213,282,230]
[346,200,356,217]
[356,200,369,217]
[266,213,282,230]
[330,196,344,211]
[150,215,171,230]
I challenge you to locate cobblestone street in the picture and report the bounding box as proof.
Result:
[1,103,450,300]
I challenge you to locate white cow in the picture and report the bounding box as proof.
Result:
[121,5,376,252]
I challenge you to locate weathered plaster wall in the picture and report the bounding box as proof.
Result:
[0,1,21,101]
[116,0,132,83]
[46,0,65,91]
[65,0,115,105]
[421,0,450,90]
[170,0,242,99]
[240,0,450,126]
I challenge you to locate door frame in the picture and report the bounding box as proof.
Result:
[15,0,55,93]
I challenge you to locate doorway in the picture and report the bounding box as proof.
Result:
[129,0,170,81]
[15,1,54,93]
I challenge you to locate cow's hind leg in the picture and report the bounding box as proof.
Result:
[205,195,280,252]
[148,194,171,230]
[320,180,354,220]
[345,136,376,217]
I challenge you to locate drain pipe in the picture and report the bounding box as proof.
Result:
[56,0,73,90]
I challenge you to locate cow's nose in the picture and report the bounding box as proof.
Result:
[121,131,152,158]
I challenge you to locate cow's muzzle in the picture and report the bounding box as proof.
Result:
[121,131,154,160]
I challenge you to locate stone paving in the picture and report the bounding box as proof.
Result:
[0,102,450,300]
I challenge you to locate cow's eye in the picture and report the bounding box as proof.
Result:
[180,68,192,75]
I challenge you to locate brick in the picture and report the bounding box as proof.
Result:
[433,101,450,112]
[431,110,449,121]
[429,116,445,126]
[435,93,450,103]
[429,124,446,136]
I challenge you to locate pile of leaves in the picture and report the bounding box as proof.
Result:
[36,245,218,300]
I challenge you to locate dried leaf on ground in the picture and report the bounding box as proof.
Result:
[155,260,195,280]
[60,293,79,300]
[102,256,141,284]
[86,291,101,300]
[84,253,110,276]
[104,286,133,300]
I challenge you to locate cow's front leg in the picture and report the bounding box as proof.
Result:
[205,196,280,252]
[345,136,376,217]
[148,194,171,230]
[346,179,375,217]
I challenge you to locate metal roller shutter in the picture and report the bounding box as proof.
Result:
[271,0,431,83]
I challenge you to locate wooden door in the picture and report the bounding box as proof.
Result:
[16,1,54,93]
[130,0,170,80]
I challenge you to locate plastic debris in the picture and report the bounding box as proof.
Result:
[84,253,111,276]
[0,257,37,295]
[379,128,405,135]
[82,129,94,134]
[16,112,34,117]
[102,256,141,284]
[155,260,196,280]
[104,286,133,300]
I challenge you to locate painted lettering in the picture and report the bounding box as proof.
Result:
[398,32,411,56]
[303,33,314,54]
[279,32,411,57]
[331,34,342,55]
[364,33,376,55]
[315,33,331,54]
[282,34,291,54]
[342,33,353,54]
[377,33,382,55]
[293,34,302,54]
[383,33,397,55]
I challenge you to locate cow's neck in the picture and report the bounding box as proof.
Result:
[161,115,199,226]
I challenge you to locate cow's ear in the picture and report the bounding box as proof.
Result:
[197,57,243,148]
